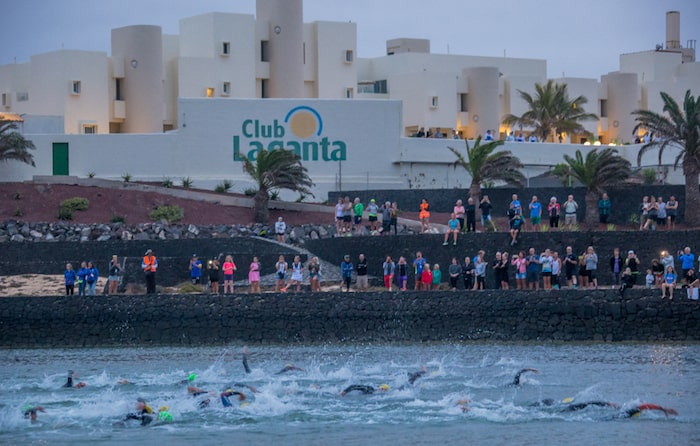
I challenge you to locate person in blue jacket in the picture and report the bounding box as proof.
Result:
[341,255,354,292]
[678,247,695,277]
[86,261,99,296]
[77,261,89,296]
[64,263,77,295]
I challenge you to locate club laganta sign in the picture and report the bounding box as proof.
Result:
[233,105,347,161]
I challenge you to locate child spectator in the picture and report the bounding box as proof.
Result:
[208,259,220,294]
[222,255,237,294]
[431,264,442,290]
[660,266,676,300]
[274,255,287,292]
[645,269,654,289]
[248,257,261,294]
[421,263,433,291]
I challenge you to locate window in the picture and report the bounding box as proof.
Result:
[344,50,354,64]
[72,80,81,95]
[374,80,387,94]
[115,79,123,100]
[460,94,468,112]
[358,81,374,94]
[261,79,268,98]
[260,40,269,62]
[599,99,608,118]
[16,92,28,102]
[430,96,439,108]
[206,87,215,98]
[222,81,231,96]
[82,124,97,134]
[344,87,354,99]
[2,93,11,107]
[222,41,231,56]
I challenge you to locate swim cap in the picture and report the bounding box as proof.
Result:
[137,397,146,403]
[378,384,389,391]
[159,406,169,412]
[188,373,196,382]
[371,198,375,202]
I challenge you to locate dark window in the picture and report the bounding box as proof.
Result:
[115,79,123,100]
[261,41,270,62]
[261,79,268,98]
[460,93,468,112]
[374,80,387,94]
[599,99,607,118]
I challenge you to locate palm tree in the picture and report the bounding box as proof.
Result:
[502,80,598,142]
[0,119,36,167]
[552,148,631,223]
[241,149,315,223]
[632,90,700,226]
[448,137,526,200]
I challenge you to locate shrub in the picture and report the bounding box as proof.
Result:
[122,173,132,182]
[215,180,233,193]
[111,215,126,223]
[13,192,21,200]
[57,207,73,220]
[178,283,202,294]
[607,223,616,231]
[14,207,22,217]
[181,177,194,189]
[149,205,184,223]
[296,193,308,203]
[641,168,657,185]
[161,177,174,188]
[270,190,280,201]
[60,197,90,211]
[87,172,96,178]
[244,187,257,197]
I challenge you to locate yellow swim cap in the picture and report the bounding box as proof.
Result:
[159,406,169,412]
[378,384,389,391]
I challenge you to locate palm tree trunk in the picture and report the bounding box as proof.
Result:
[469,181,481,201]
[253,189,270,224]
[683,163,700,227]
[584,191,598,225]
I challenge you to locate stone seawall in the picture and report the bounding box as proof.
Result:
[2,289,698,347]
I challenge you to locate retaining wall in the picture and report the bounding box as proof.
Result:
[1,289,698,347]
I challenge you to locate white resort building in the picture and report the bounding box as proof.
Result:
[0,1,697,196]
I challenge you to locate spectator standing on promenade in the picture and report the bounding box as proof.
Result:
[479,196,496,231]
[248,257,261,294]
[382,256,395,291]
[512,251,527,289]
[500,252,510,290]
[355,254,369,291]
[639,196,650,230]
[598,193,611,225]
[529,196,542,232]
[413,252,427,290]
[342,196,353,236]
[678,247,695,277]
[64,263,77,295]
[222,255,237,294]
[551,251,561,289]
[77,261,88,296]
[275,217,287,243]
[353,198,364,235]
[208,259,220,294]
[510,194,522,219]
[548,197,560,229]
[419,199,431,233]
[474,251,487,290]
[540,249,554,290]
[390,202,399,235]
[142,249,158,294]
[584,246,599,289]
[656,196,667,230]
[448,257,461,291]
[367,199,380,233]
[335,197,344,236]
[660,250,675,273]
[381,201,392,236]
[491,252,503,289]
[308,257,321,292]
[108,255,121,295]
[274,255,288,292]
[610,248,624,288]
[454,200,465,232]
[666,196,679,229]
[396,256,408,291]
[341,255,354,292]
[643,195,659,230]
[189,254,202,287]
[626,250,640,285]
[465,198,477,233]
[86,261,99,296]
[282,255,304,293]
[431,264,442,290]
[563,195,578,229]
[563,246,578,289]
[462,256,475,291]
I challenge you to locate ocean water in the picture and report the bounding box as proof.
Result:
[0,344,698,446]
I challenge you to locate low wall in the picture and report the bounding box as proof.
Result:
[1,289,698,347]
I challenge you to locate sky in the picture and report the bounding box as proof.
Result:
[2,0,699,79]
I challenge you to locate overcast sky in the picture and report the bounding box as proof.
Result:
[3,0,699,79]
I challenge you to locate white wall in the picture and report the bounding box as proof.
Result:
[314,21,357,99]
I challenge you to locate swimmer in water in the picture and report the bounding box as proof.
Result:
[407,365,428,385]
[512,368,538,386]
[456,399,470,413]
[157,406,173,423]
[124,397,154,426]
[220,389,246,407]
[22,405,45,422]
[242,346,251,374]
[621,403,678,418]
[276,364,305,374]
[340,384,389,396]
[185,374,208,396]
[561,401,620,412]
[63,370,86,388]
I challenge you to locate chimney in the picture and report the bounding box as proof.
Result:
[666,11,680,49]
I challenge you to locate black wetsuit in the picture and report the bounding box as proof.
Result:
[512,368,536,386]
[562,401,614,412]
[276,365,303,374]
[242,353,251,374]
[64,376,73,388]
[125,408,153,426]
[408,370,427,385]
[342,385,375,395]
